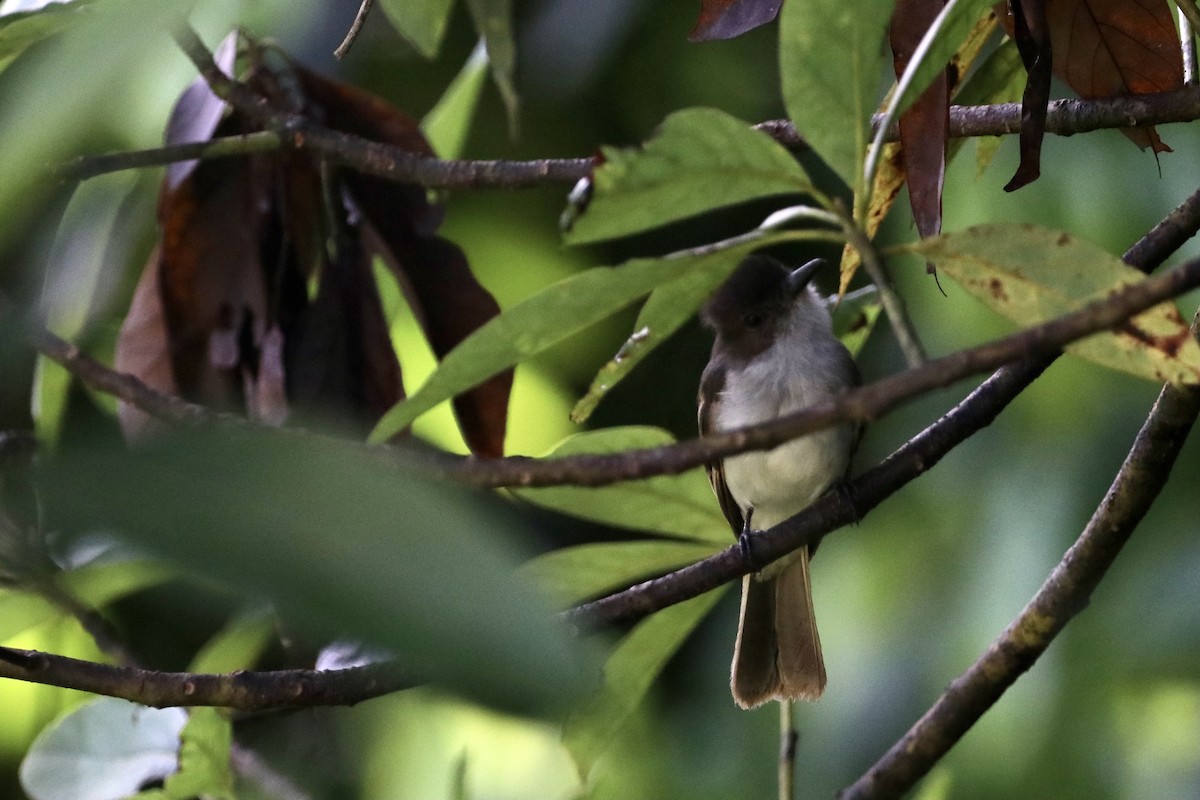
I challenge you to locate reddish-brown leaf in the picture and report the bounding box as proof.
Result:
[689,0,783,41]
[997,0,1183,188]
[890,0,948,242]
[293,65,513,457]
[1001,0,1051,191]
[156,150,271,411]
[113,246,178,440]
[1043,0,1182,150]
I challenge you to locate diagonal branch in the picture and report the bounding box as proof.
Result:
[30,249,1200,495]
[839,344,1200,800]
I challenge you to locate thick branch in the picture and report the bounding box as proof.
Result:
[0,646,409,710]
[839,363,1200,800]
[32,253,1200,495]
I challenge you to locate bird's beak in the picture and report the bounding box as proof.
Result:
[786,258,825,296]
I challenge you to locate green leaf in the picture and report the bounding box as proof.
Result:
[907,224,1200,385]
[0,1,94,74]
[62,558,177,608]
[521,540,724,606]
[952,41,1025,175]
[41,429,589,713]
[159,709,234,800]
[465,0,519,134]
[188,607,276,674]
[513,426,728,543]
[562,587,728,776]
[569,237,769,422]
[19,697,186,800]
[565,108,811,245]
[369,235,782,444]
[0,559,174,643]
[421,40,490,160]
[377,0,456,58]
[779,0,896,191]
[0,590,56,643]
[831,292,883,357]
[892,0,997,117]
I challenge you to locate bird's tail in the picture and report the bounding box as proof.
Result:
[730,547,826,708]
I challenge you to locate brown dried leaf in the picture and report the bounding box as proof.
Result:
[293,65,512,456]
[890,0,948,241]
[689,0,783,41]
[113,246,177,440]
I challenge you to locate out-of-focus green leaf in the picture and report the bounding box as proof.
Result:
[562,587,728,776]
[41,429,589,713]
[513,427,728,542]
[569,238,767,422]
[565,108,811,245]
[0,0,185,254]
[377,0,456,58]
[907,224,1200,385]
[521,540,723,606]
[0,590,56,643]
[19,697,186,800]
[158,708,234,800]
[465,0,518,134]
[912,767,955,800]
[421,40,489,160]
[62,558,177,608]
[0,1,93,73]
[892,0,996,117]
[188,606,275,674]
[0,559,174,643]
[370,235,782,444]
[779,0,895,191]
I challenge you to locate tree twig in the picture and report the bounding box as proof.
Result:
[839,342,1200,800]
[57,132,282,182]
[0,645,409,710]
[334,0,375,60]
[141,27,1200,193]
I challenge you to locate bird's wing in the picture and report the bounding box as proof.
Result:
[698,360,744,536]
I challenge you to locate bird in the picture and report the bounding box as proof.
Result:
[698,254,859,708]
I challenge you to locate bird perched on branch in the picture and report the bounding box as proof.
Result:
[698,254,859,708]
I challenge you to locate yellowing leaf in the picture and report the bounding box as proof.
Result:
[909,224,1200,385]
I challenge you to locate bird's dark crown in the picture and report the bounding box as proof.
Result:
[701,255,795,338]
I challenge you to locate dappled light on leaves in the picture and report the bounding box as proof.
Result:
[114,34,511,454]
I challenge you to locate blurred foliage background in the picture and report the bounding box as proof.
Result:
[2,0,1200,798]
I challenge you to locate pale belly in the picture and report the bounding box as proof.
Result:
[722,425,851,531]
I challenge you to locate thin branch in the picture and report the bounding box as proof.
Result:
[840,352,1200,800]
[0,645,409,710]
[334,0,375,60]
[56,132,283,182]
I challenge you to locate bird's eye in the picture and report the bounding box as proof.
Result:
[743,312,765,329]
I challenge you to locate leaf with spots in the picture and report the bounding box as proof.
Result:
[907,224,1200,385]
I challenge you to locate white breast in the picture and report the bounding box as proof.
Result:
[714,296,854,531]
